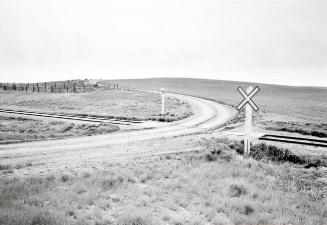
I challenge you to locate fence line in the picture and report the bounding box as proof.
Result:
[0,81,122,93]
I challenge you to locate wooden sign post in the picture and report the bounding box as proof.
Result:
[237,86,260,157]
[161,88,165,115]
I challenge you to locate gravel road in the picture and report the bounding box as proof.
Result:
[0,92,237,176]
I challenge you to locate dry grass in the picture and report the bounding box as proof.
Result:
[227,140,327,168]
[259,120,327,138]
[1,139,326,225]
[0,115,119,144]
[0,89,192,122]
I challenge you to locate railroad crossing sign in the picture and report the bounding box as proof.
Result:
[237,86,260,157]
[237,86,260,111]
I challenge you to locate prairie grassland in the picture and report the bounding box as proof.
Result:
[0,115,119,144]
[0,89,192,122]
[1,138,326,225]
[106,78,327,136]
[258,120,327,138]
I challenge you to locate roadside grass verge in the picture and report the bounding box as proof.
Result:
[1,139,326,225]
[0,116,119,144]
[227,139,327,168]
[0,90,192,122]
[259,120,327,138]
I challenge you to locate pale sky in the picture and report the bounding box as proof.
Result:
[0,0,326,86]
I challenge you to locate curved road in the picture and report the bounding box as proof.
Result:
[0,93,237,175]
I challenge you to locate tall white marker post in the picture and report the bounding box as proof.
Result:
[244,86,253,157]
[237,86,260,158]
[161,88,165,115]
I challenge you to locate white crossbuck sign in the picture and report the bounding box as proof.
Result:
[237,86,260,157]
[237,86,260,111]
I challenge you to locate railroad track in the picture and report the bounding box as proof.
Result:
[0,108,142,125]
[259,134,327,148]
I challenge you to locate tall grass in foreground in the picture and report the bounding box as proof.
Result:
[1,139,326,225]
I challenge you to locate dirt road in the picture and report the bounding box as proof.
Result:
[0,93,237,176]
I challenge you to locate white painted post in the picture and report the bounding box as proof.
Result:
[161,88,165,115]
[244,86,253,157]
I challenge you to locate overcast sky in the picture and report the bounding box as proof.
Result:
[0,0,326,86]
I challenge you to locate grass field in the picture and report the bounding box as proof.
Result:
[104,78,327,136]
[0,115,119,144]
[0,89,192,122]
[1,78,326,225]
[0,138,326,225]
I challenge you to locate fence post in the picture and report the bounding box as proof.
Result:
[45,83,47,92]
[67,86,69,92]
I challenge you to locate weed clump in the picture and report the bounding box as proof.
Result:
[0,207,65,225]
[60,175,70,183]
[203,139,234,162]
[242,205,254,215]
[229,140,244,155]
[116,212,154,225]
[0,164,11,171]
[230,141,327,168]
[228,184,247,197]
[250,143,305,165]
[101,176,124,191]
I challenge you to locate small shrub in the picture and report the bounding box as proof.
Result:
[76,189,87,195]
[60,175,70,183]
[61,124,74,133]
[243,205,254,215]
[82,172,91,179]
[310,130,327,138]
[203,140,234,162]
[0,164,11,171]
[250,143,305,165]
[65,210,75,217]
[229,140,244,155]
[205,149,221,162]
[304,159,324,168]
[101,176,124,191]
[228,184,247,197]
[117,212,153,225]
